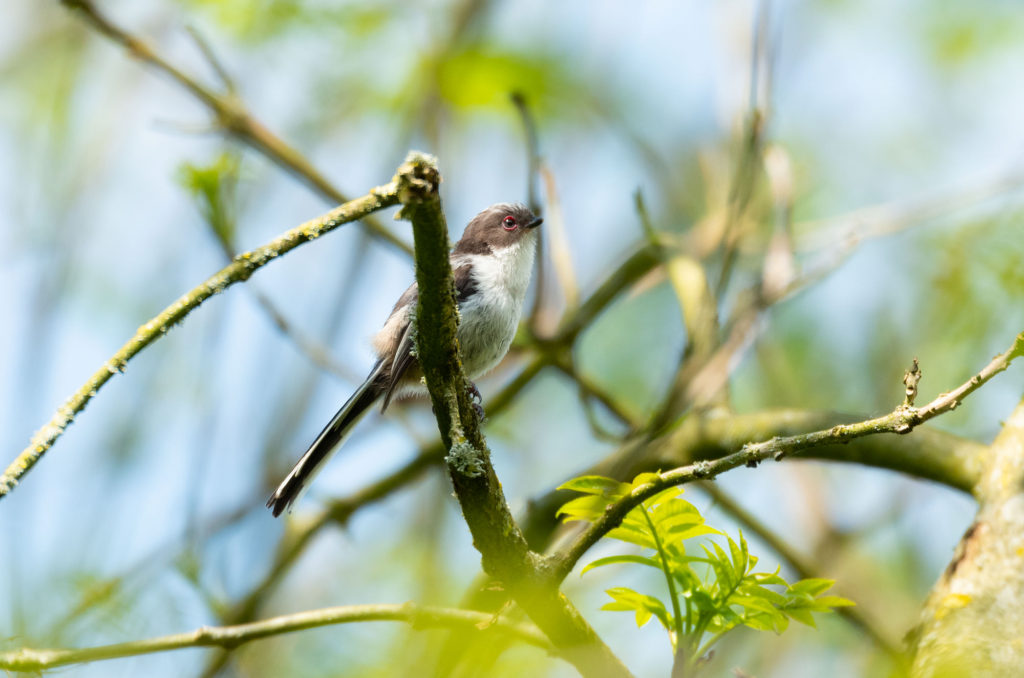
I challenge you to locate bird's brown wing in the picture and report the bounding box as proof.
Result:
[380,263,478,411]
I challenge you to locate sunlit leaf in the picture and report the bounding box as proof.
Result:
[557,494,614,522]
[787,578,835,598]
[581,554,662,576]
[783,606,817,628]
[602,587,672,630]
[557,475,629,497]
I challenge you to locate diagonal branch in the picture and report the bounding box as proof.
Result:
[396,151,633,678]
[547,330,1024,581]
[0,603,552,672]
[0,182,400,500]
[59,0,412,256]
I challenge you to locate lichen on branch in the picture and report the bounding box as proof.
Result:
[0,182,401,501]
[395,151,633,678]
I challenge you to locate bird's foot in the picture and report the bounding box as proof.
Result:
[466,381,486,422]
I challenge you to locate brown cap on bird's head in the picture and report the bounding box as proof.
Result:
[454,203,542,255]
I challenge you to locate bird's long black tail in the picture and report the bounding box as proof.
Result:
[267,366,383,517]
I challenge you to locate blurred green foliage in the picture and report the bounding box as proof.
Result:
[4,0,1024,676]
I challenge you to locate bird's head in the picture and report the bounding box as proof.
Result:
[454,203,542,255]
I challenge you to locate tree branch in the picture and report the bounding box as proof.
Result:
[59,0,412,256]
[396,151,633,678]
[0,603,552,672]
[0,182,400,500]
[910,396,1024,676]
[547,331,1024,581]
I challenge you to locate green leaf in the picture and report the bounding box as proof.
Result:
[705,541,737,593]
[787,578,835,597]
[743,610,789,634]
[630,472,666,489]
[668,524,721,541]
[581,554,662,576]
[728,533,748,576]
[737,581,788,607]
[558,476,629,497]
[731,594,786,618]
[751,570,788,587]
[557,494,614,522]
[602,587,672,630]
[783,606,817,628]
[685,588,718,616]
[813,595,855,608]
[605,524,657,550]
[177,152,240,246]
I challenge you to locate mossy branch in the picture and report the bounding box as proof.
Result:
[0,603,551,672]
[548,331,1024,581]
[0,183,400,501]
[396,151,633,678]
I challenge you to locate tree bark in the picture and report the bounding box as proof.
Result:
[910,397,1024,677]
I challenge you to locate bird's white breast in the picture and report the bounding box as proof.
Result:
[455,235,537,378]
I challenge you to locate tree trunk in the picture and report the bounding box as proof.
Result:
[910,398,1024,677]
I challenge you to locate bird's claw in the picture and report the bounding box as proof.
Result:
[466,382,486,422]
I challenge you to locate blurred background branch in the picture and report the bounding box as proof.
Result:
[0,602,553,672]
[5,1,1024,676]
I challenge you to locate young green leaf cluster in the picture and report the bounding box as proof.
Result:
[558,474,853,674]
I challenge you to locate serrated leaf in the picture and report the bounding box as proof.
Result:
[582,554,662,576]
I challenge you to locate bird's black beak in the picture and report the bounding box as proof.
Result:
[526,217,543,229]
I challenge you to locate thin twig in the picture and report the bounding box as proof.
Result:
[59,0,412,255]
[0,603,552,672]
[511,91,550,334]
[550,359,638,441]
[510,92,542,215]
[797,166,1024,254]
[540,165,580,311]
[548,331,1024,580]
[1,181,400,500]
[199,449,443,678]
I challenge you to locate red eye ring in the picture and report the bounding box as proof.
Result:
[502,216,517,231]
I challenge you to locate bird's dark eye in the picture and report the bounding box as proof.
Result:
[502,216,517,231]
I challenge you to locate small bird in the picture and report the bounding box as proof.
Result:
[267,203,542,516]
